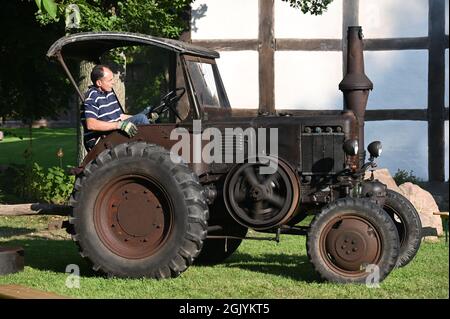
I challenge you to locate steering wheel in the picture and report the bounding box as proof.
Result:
[150,87,185,121]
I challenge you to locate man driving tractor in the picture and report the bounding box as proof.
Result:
[82,64,156,150]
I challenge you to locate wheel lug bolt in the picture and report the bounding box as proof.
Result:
[352,248,358,252]
[346,250,350,255]
[341,245,346,249]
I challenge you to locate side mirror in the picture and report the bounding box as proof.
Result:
[368,141,382,158]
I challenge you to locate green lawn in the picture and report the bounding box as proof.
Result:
[0,128,77,168]
[0,215,448,299]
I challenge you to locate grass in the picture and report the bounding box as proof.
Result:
[0,215,448,299]
[0,127,76,168]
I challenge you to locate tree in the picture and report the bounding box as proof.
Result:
[282,0,334,15]
[0,1,72,153]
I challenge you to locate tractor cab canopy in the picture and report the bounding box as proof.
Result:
[46,31,220,62]
[47,32,230,122]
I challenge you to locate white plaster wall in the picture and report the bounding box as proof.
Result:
[360,0,428,38]
[365,121,429,179]
[275,51,343,109]
[446,0,449,35]
[216,51,259,109]
[364,50,428,109]
[191,0,258,39]
[275,0,342,38]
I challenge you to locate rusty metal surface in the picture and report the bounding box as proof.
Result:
[339,26,373,167]
[320,215,381,275]
[93,174,172,259]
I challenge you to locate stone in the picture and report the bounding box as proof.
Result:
[364,168,402,193]
[399,182,443,241]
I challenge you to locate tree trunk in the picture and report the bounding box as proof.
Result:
[0,203,71,216]
[77,60,95,165]
[113,69,126,112]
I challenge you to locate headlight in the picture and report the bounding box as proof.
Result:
[343,139,359,156]
[368,141,382,158]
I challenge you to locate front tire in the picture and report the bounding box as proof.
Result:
[383,189,422,267]
[307,198,399,283]
[69,142,208,279]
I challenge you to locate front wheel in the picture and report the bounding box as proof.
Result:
[307,198,399,283]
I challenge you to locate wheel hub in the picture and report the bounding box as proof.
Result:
[323,216,381,272]
[94,176,172,259]
[117,190,163,237]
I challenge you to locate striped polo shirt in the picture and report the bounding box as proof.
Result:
[81,86,123,145]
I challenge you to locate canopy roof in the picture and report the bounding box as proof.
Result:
[47,31,219,61]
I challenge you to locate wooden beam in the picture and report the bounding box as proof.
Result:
[428,0,446,182]
[0,203,71,216]
[0,285,70,299]
[365,109,429,121]
[258,0,275,114]
[191,39,258,51]
[276,39,341,51]
[231,108,446,122]
[364,37,429,51]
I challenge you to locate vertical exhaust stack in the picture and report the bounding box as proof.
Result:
[339,26,373,166]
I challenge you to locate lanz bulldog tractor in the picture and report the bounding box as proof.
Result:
[47,26,422,283]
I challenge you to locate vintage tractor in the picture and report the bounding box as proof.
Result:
[47,26,422,283]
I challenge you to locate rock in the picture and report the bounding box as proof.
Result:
[399,182,443,241]
[364,168,402,193]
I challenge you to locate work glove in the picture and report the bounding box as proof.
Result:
[118,120,138,137]
[148,112,159,123]
[138,106,159,123]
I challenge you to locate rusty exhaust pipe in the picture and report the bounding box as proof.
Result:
[339,26,373,167]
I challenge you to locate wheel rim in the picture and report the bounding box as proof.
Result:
[94,175,173,259]
[320,214,382,275]
[225,160,299,229]
[384,204,407,246]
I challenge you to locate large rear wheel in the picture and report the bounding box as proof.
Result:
[69,142,208,278]
[195,196,248,265]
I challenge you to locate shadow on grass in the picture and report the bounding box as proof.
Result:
[198,252,321,283]
[1,238,98,278]
[0,226,37,238]
[2,238,321,282]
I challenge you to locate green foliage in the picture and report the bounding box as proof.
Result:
[282,0,334,15]
[393,169,423,185]
[1,162,74,205]
[35,0,57,19]
[37,0,193,38]
[0,1,72,123]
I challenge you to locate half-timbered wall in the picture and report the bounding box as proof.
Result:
[189,0,449,181]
